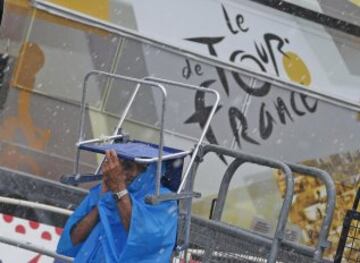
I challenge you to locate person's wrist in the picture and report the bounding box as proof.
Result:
[111,182,126,193]
[112,186,128,202]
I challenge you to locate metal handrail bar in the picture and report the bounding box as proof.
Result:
[32,0,360,112]
[189,214,315,256]
[75,70,167,196]
[188,215,333,263]
[191,144,294,263]
[0,236,73,262]
[133,150,192,163]
[0,196,73,216]
[0,166,88,194]
[76,134,124,147]
[285,162,336,263]
[143,77,221,194]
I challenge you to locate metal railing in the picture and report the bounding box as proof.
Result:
[0,196,72,215]
[178,144,336,263]
[191,160,336,262]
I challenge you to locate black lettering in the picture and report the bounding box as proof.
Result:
[300,94,318,113]
[182,59,192,79]
[264,33,287,76]
[230,50,271,97]
[229,107,259,148]
[274,97,293,124]
[185,37,230,96]
[182,59,203,79]
[290,92,305,116]
[259,103,276,140]
[222,4,238,34]
[239,53,267,72]
[222,4,249,34]
[236,14,249,32]
[195,64,203,76]
[255,42,269,65]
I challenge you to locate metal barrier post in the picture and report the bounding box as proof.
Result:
[176,156,202,252]
[286,163,336,262]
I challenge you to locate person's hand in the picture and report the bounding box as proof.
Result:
[102,150,126,192]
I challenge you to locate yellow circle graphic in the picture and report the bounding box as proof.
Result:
[283,51,311,87]
[350,0,360,7]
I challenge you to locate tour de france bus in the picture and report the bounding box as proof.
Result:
[0,0,359,261]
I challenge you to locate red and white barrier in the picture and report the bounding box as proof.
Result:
[0,213,63,262]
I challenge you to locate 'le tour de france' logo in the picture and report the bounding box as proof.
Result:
[181,3,318,163]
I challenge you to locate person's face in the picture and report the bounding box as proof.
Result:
[122,160,146,185]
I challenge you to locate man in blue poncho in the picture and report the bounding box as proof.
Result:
[57,150,178,262]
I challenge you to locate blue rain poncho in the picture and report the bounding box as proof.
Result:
[57,164,178,262]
